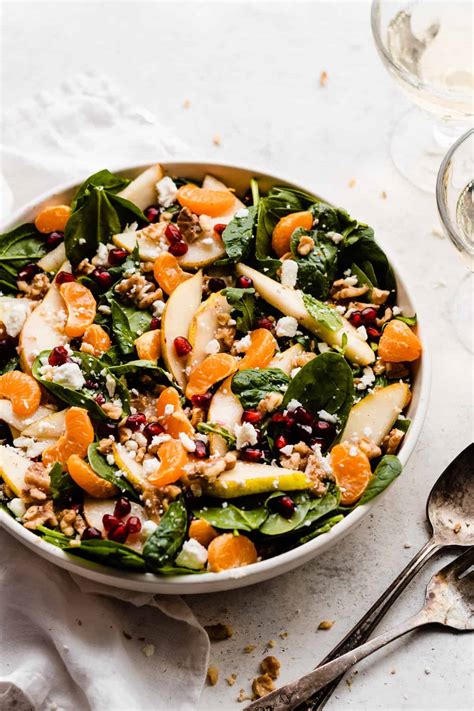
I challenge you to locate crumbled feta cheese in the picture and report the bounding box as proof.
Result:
[343,268,352,277]
[150,433,171,448]
[335,305,346,314]
[326,231,344,244]
[286,399,302,412]
[349,445,358,456]
[392,306,401,316]
[142,644,155,657]
[143,458,160,476]
[318,409,338,424]
[318,342,330,353]
[195,433,209,443]
[164,404,175,416]
[179,432,196,452]
[156,176,178,208]
[356,366,376,391]
[235,207,249,218]
[234,334,251,353]
[98,305,112,315]
[311,442,333,474]
[141,520,158,539]
[13,436,49,459]
[276,316,298,338]
[39,362,86,390]
[356,325,368,341]
[92,243,110,266]
[280,444,294,456]
[201,237,214,245]
[1,299,31,337]
[205,339,220,355]
[345,275,358,286]
[7,498,26,519]
[105,374,116,398]
[280,259,298,288]
[152,299,165,316]
[175,538,208,570]
[124,439,138,452]
[234,422,258,450]
[106,454,115,466]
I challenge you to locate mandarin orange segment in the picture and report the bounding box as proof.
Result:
[156,387,194,438]
[330,441,372,506]
[67,454,119,498]
[185,353,238,399]
[153,252,192,295]
[156,387,182,419]
[0,371,41,417]
[207,532,258,572]
[238,329,277,370]
[271,211,313,257]
[135,329,161,361]
[59,282,97,338]
[42,407,94,465]
[81,324,111,356]
[147,438,189,488]
[34,204,71,234]
[378,320,422,363]
[189,518,218,548]
[177,184,236,217]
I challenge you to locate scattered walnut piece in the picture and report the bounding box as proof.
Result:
[381,191,388,199]
[215,325,236,350]
[453,522,462,534]
[22,500,58,530]
[382,428,405,455]
[183,99,191,109]
[22,462,50,503]
[58,508,86,537]
[252,673,275,698]
[279,631,288,639]
[177,206,202,243]
[294,352,316,368]
[358,437,382,460]
[100,401,122,420]
[296,234,315,256]
[213,133,221,146]
[371,287,390,305]
[17,272,50,300]
[205,623,234,641]
[318,619,334,630]
[226,673,237,686]
[207,666,219,686]
[385,362,410,379]
[260,655,281,680]
[115,273,163,310]
[376,308,392,327]
[266,639,276,649]
[257,391,283,414]
[348,179,356,188]
[237,689,252,702]
[244,644,256,654]
[319,70,328,87]
[332,284,369,301]
[185,452,236,481]
[97,437,114,455]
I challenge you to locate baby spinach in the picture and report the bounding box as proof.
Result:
[108,359,174,387]
[340,228,397,294]
[260,499,311,535]
[0,223,47,292]
[32,350,130,420]
[195,504,268,532]
[197,422,236,447]
[231,368,289,409]
[295,488,340,529]
[302,293,343,332]
[282,352,354,440]
[48,463,81,507]
[0,355,20,375]
[71,169,130,211]
[358,455,402,506]
[218,205,258,264]
[223,287,255,333]
[350,262,374,294]
[290,228,338,300]
[395,313,417,326]
[87,443,139,499]
[109,299,154,356]
[297,514,344,544]
[143,499,188,572]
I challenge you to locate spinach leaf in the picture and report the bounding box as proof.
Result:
[260,499,311,535]
[32,350,130,420]
[197,422,236,447]
[110,299,135,355]
[310,201,356,235]
[294,488,340,529]
[231,368,289,409]
[358,455,402,506]
[223,287,255,333]
[395,313,417,326]
[194,504,268,532]
[108,360,174,386]
[297,514,344,544]
[48,463,82,507]
[218,205,257,264]
[0,355,20,375]
[87,443,139,499]
[290,228,338,300]
[350,262,374,294]
[340,228,397,294]
[0,223,47,292]
[282,352,354,440]
[123,304,153,336]
[302,293,343,332]
[395,417,411,433]
[143,499,188,572]
[71,169,130,211]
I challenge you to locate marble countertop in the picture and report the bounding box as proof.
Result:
[2,2,472,710]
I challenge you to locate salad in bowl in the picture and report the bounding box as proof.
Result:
[0,163,423,581]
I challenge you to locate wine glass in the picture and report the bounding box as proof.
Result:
[371,0,474,192]
[436,128,473,352]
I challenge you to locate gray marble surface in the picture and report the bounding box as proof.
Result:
[2,2,472,710]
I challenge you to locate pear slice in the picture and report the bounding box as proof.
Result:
[269,343,305,376]
[208,376,243,456]
[18,262,72,373]
[0,445,32,496]
[236,263,375,367]
[161,269,203,389]
[188,292,233,371]
[37,242,66,272]
[341,382,411,446]
[21,409,67,440]
[112,442,145,490]
[205,460,311,498]
[0,401,55,434]
[113,222,168,261]
[83,497,147,551]
[117,164,163,210]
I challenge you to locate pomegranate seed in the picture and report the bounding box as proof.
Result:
[97,421,118,438]
[0,336,18,359]
[95,393,106,405]
[165,223,181,243]
[191,393,212,409]
[174,336,192,357]
[18,263,41,282]
[150,316,161,330]
[313,420,335,437]
[126,516,142,534]
[275,434,288,449]
[125,413,146,431]
[237,275,253,289]
[270,495,295,519]
[293,407,314,426]
[168,240,188,257]
[349,311,362,327]
[55,270,75,285]
[213,223,227,236]
[84,379,99,389]
[81,526,102,540]
[361,307,378,325]
[367,327,381,340]
[242,410,263,424]
[108,248,128,266]
[92,267,114,290]
[291,422,314,443]
[108,523,128,543]
[241,447,264,462]
[114,497,131,518]
[194,440,208,458]
[208,277,226,292]
[48,346,71,367]
[271,412,295,427]
[102,514,120,532]
[143,422,165,442]
[145,205,160,223]
[255,317,274,331]
[46,231,64,249]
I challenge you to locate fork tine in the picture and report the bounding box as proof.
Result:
[439,546,474,579]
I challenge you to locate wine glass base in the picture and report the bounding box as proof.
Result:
[390,109,466,193]
[447,272,474,353]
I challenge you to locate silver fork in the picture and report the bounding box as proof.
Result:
[245,548,474,711]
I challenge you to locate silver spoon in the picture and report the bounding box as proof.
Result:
[295,441,474,710]
[246,547,474,711]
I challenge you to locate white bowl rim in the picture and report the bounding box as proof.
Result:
[0,160,431,594]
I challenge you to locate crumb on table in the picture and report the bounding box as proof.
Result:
[205,623,233,641]
[207,666,219,686]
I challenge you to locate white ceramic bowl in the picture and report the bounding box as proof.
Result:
[0,162,430,594]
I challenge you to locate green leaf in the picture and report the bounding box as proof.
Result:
[290,229,338,300]
[395,417,411,433]
[87,443,139,499]
[108,359,174,386]
[66,540,146,570]
[350,262,374,294]
[395,313,417,326]
[260,499,311,535]
[297,514,344,544]
[222,287,256,333]
[143,499,188,571]
[197,422,236,447]
[294,488,340,529]
[358,455,402,506]
[71,169,130,211]
[231,368,289,409]
[340,229,397,294]
[218,205,257,264]
[49,462,82,507]
[0,223,47,292]
[194,504,268,532]
[0,355,20,375]
[110,299,135,355]
[302,293,342,332]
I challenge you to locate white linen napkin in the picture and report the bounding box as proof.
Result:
[0,73,209,711]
